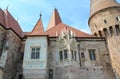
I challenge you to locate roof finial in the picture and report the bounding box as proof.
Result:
[6,4,9,10]
[40,12,42,19]
[54,5,56,9]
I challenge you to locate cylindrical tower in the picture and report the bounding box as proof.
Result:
[89,0,120,77]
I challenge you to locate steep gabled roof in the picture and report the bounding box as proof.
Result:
[3,9,22,36]
[90,0,120,17]
[0,8,5,26]
[28,17,45,36]
[45,23,93,37]
[47,9,62,30]
[0,9,23,36]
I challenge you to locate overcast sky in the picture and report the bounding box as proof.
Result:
[0,0,120,34]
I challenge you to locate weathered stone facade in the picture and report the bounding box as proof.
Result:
[0,25,23,79]
[0,0,120,79]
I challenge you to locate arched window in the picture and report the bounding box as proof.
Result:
[103,28,108,37]
[98,31,102,37]
[109,26,114,37]
[115,25,120,35]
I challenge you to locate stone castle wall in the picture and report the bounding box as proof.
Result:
[0,25,23,79]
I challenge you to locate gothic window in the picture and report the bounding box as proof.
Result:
[104,19,107,24]
[88,49,96,61]
[103,28,108,37]
[31,47,40,59]
[115,25,120,35]
[109,26,114,36]
[64,50,68,59]
[59,51,63,61]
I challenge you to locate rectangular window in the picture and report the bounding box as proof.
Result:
[88,49,96,61]
[81,52,85,58]
[64,50,68,59]
[115,25,120,35]
[109,26,114,36]
[31,47,40,59]
[74,51,77,60]
[71,50,74,60]
[59,51,63,61]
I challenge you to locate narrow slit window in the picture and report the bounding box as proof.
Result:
[64,50,68,59]
[74,51,77,60]
[59,51,63,61]
[109,26,114,36]
[115,25,120,35]
[103,28,108,37]
[98,31,102,37]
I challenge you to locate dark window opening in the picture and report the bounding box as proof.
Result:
[71,50,74,59]
[74,51,77,60]
[104,19,107,24]
[94,33,97,36]
[81,52,85,58]
[115,25,120,35]
[109,26,114,37]
[64,50,68,59]
[116,17,120,21]
[103,28,108,37]
[19,74,23,79]
[98,31,102,37]
[59,51,63,61]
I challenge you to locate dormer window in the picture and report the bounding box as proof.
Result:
[104,19,107,24]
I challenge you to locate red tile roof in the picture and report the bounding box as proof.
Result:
[45,23,93,37]
[90,0,120,17]
[0,9,22,37]
[4,10,22,36]
[47,9,62,30]
[0,8,5,26]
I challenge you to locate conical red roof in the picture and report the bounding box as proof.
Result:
[29,17,44,35]
[90,0,120,17]
[47,9,62,30]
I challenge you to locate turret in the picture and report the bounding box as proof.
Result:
[89,0,120,77]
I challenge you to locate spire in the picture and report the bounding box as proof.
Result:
[47,8,62,30]
[90,0,120,17]
[30,15,44,35]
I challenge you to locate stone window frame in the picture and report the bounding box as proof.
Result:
[88,49,96,61]
[30,46,40,59]
[59,49,68,61]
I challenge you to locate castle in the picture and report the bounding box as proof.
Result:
[0,0,120,79]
